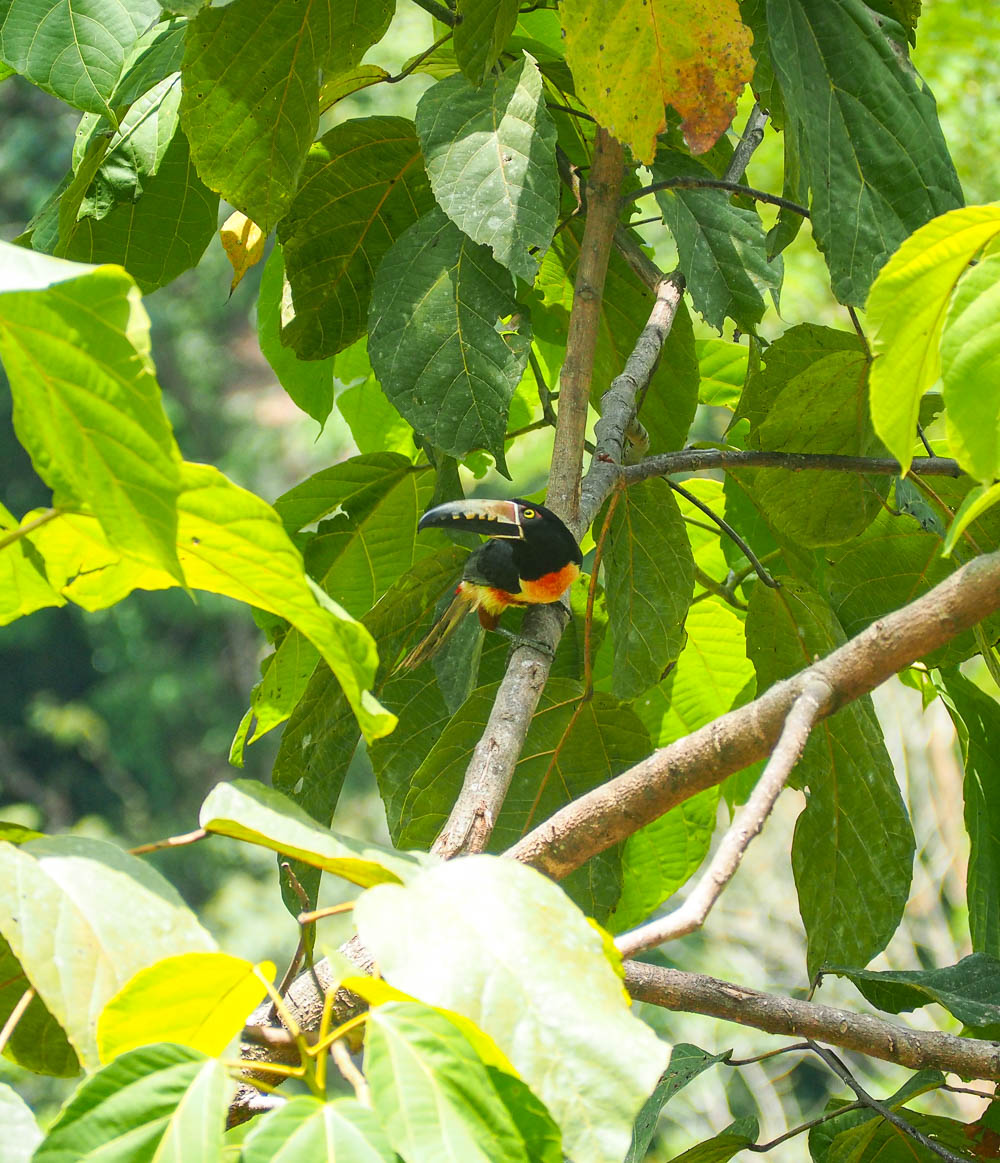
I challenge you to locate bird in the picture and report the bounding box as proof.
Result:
[398,497,582,670]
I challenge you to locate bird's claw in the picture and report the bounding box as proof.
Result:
[495,628,556,659]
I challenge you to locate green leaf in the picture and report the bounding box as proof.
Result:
[110,17,187,108]
[938,671,1000,957]
[97,952,275,1063]
[365,1002,558,1163]
[0,933,78,1076]
[651,148,781,331]
[625,1045,730,1163]
[242,1096,396,1163]
[868,205,1000,475]
[180,0,331,231]
[737,324,887,546]
[942,482,1000,558]
[416,55,557,281]
[329,0,394,72]
[941,252,1000,482]
[823,1108,977,1163]
[58,81,219,293]
[355,856,671,1163]
[256,245,334,428]
[368,208,531,475]
[0,0,161,115]
[0,836,215,1069]
[199,779,433,888]
[33,1045,233,1163]
[668,1117,759,1162]
[0,1082,42,1163]
[613,599,754,931]
[767,0,963,306]
[399,679,650,920]
[825,953,1000,1029]
[454,0,519,84]
[638,298,699,454]
[0,247,184,579]
[603,478,694,701]
[696,339,748,408]
[0,503,64,625]
[747,579,914,977]
[279,116,434,359]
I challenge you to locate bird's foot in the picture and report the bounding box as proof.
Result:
[494,627,556,659]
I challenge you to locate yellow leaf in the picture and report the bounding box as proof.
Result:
[220,211,266,293]
[562,0,753,162]
[97,952,275,1061]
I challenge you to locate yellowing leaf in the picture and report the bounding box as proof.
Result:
[220,210,266,292]
[97,952,274,1061]
[562,0,752,162]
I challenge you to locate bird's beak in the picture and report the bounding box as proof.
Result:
[417,498,524,539]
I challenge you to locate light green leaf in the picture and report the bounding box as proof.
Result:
[97,952,275,1063]
[319,63,391,110]
[603,478,695,701]
[416,55,557,281]
[652,149,781,332]
[355,856,671,1163]
[747,579,914,977]
[868,207,1000,475]
[0,1082,42,1163]
[941,252,1000,482]
[243,1096,395,1163]
[0,248,183,579]
[256,245,334,428]
[454,0,519,84]
[0,836,215,1069]
[180,0,331,230]
[942,483,1000,558]
[768,0,963,306]
[279,117,434,359]
[0,0,160,115]
[33,1046,233,1163]
[368,209,531,474]
[696,339,748,408]
[0,503,64,625]
[199,779,432,887]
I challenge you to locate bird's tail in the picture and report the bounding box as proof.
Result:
[396,588,474,671]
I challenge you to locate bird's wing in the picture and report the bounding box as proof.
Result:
[462,539,522,594]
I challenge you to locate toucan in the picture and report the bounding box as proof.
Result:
[399,498,582,670]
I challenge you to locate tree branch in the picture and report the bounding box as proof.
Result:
[623,449,963,485]
[615,679,828,958]
[623,177,810,218]
[623,962,1000,1082]
[507,544,1000,878]
[724,103,768,184]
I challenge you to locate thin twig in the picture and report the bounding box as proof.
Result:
[623,449,963,485]
[725,1042,812,1068]
[528,348,558,426]
[410,0,457,26]
[724,103,768,184]
[330,1038,371,1105]
[624,177,810,218]
[692,564,747,611]
[806,1041,968,1163]
[545,102,596,122]
[0,988,34,1056]
[847,305,871,358]
[298,901,356,925]
[386,31,452,83]
[748,1101,866,1153]
[616,680,828,958]
[667,479,779,588]
[129,827,207,856]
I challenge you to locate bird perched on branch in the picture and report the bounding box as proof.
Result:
[399,498,582,670]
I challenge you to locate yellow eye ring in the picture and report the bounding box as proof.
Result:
[521,508,535,519]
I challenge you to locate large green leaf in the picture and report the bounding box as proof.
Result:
[613,599,754,931]
[868,205,1000,475]
[365,1002,559,1163]
[735,324,887,546]
[33,1045,233,1162]
[940,252,1000,483]
[181,0,332,231]
[58,80,218,292]
[454,0,520,84]
[767,0,963,306]
[355,856,671,1163]
[938,671,1000,957]
[243,1096,395,1163]
[279,117,434,359]
[651,148,781,332]
[747,579,914,977]
[0,0,161,115]
[416,55,557,282]
[399,679,650,920]
[602,478,694,701]
[0,836,215,1069]
[368,209,531,474]
[0,247,183,579]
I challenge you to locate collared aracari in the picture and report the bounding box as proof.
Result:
[399,498,582,670]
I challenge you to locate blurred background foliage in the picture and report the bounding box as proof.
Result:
[1,0,999,1151]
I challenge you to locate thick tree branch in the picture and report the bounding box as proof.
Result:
[623,449,963,485]
[507,545,1000,877]
[624,963,1000,1082]
[615,679,828,958]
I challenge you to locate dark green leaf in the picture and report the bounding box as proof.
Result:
[454,0,520,84]
[668,1117,759,1162]
[110,18,187,108]
[747,579,913,977]
[416,55,557,281]
[329,0,394,72]
[369,209,531,474]
[0,935,78,1076]
[625,1045,730,1163]
[603,478,694,702]
[766,0,962,305]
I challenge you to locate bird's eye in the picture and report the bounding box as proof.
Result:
[521,508,536,519]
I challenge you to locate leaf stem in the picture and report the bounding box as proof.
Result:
[0,507,62,552]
